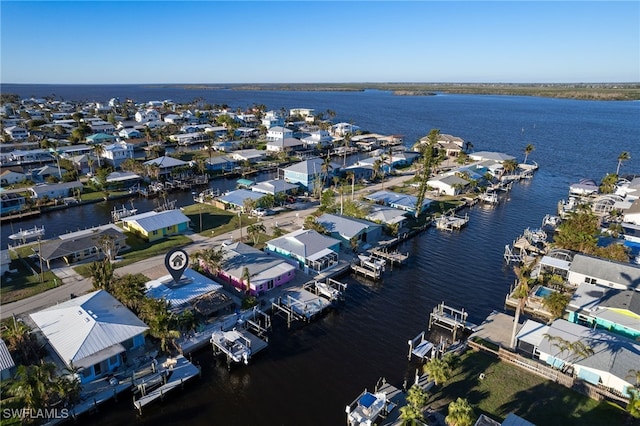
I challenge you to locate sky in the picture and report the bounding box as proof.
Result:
[1,1,638,84]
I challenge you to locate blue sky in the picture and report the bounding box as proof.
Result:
[2,1,638,84]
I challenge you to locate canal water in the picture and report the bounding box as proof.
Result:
[1,86,638,425]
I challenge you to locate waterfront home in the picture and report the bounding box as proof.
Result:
[289,108,315,118]
[622,198,640,225]
[569,178,599,196]
[567,253,640,290]
[30,290,148,384]
[0,169,26,185]
[88,120,116,134]
[215,189,264,211]
[29,181,83,200]
[615,177,640,201]
[218,242,296,296]
[428,174,470,196]
[566,282,640,340]
[251,179,299,196]
[170,131,211,146]
[103,171,142,190]
[330,122,361,137]
[300,130,333,149]
[364,190,432,215]
[356,157,393,175]
[37,224,126,268]
[283,158,341,192]
[365,204,409,228]
[3,126,28,140]
[261,110,285,129]
[230,149,266,164]
[316,213,383,250]
[103,141,134,168]
[341,165,375,183]
[516,318,640,396]
[145,268,227,314]
[468,151,516,163]
[266,126,293,141]
[266,136,304,153]
[29,165,63,183]
[265,229,341,274]
[143,156,189,177]
[135,108,161,123]
[213,140,241,152]
[0,192,26,215]
[351,134,380,151]
[5,149,54,166]
[0,339,16,381]
[122,209,191,242]
[86,133,117,145]
[205,156,237,173]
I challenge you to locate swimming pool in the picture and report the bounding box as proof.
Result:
[534,286,554,298]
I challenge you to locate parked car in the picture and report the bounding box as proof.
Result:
[251,208,266,217]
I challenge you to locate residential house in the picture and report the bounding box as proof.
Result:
[266,137,304,153]
[567,282,640,339]
[622,199,640,225]
[204,126,229,139]
[218,242,296,296]
[86,133,117,145]
[170,132,211,146]
[135,108,161,123]
[331,122,361,137]
[234,127,259,139]
[215,189,264,211]
[251,179,299,196]
[205,156,237,173]
[428,174,470,196]
[365,204,409,229]
[230,149,266,164]
[316,213,383,249]
[283,158,341,192]
[0,339,16,381]
[265,229,342,274]
[364,190,432,215]
[118,128,142,139]
[30,290,148,383]
[0,249,11,276]
[37,224,126,268]
[29,181,83,200]
[0,192,26,215]
[212,140,240,152]
[143,156,189,177]
[30,165,63,183]
[122,209,191,242]
[516,318,640,396]
[301,130,333,149]
[468,151,516,163]
[289,108,315,118]
[163,114,184,124]
[261,110,285,129]
[103,141,134,168]
[87,120,115,134]
[103,171,142,190]
[145,268,227,314]
[3,126,28,140]
[567,253,640,290]
[341,165,375,183]
[266,126,293,141]
[6,149,53,165]
[0,169,27,185]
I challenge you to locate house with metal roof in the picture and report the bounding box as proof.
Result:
[28,181,83,200]
[364,190,432,214]
[0,338,16,380]
[265,229,341,274]
[30,290,148,383]
[217,242,297,296]
[283,158,341,192]
[122,209,191,242]
[516,318,640,396]
[216,189,264,211]
[365,204,409,228]
[145,268,226,312]
[266,136,304,153]
[428,174,470,196]
[567,282,640,340]
[143,155,189,177]
[86,133,117,145]
[230,149,266,164]
[468,151,516,163]
[38,224,126,268]
[251,179,299,196]
[316,213,383,250]
[567,253,640,290]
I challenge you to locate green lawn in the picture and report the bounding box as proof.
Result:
[0,256,60,305]
[181,203,257,236]
[429,350,628,426]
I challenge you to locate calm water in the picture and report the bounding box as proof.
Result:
[1,85,639,425]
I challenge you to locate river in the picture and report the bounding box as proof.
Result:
[1,85,639,425]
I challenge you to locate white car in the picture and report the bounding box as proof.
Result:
[251,208,266,217]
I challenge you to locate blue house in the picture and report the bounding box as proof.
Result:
[283,158,341,192]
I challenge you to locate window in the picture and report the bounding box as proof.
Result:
[94,362,102,376]
[109,355,119,366]
[152,230,158,235]
[585,277,597,284]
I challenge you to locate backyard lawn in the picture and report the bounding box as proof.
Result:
[0,254,59,304]
[428,350,629,426]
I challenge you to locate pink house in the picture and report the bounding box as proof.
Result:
[218,242,296,296]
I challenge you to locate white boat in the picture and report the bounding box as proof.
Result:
[357,254,386,273]
[478,191,499,204]
[315,281,341,301]
[111,203,138,221]
[210,329,252,365]
[8,225,45,242]
[346,391,390,426]
[542,214,561,228]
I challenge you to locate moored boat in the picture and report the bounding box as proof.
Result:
[8,225,45,242]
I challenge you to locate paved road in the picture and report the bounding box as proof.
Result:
[0,172,414,321]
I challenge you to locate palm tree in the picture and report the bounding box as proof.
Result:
[345,170,355,201]
[140,298,180,354]
[321,154,333,187]
[192,247,224,276]
[523,143,535,164]
[542,291,570,319]
[92,143,105,168]
[501,158,519,179]
[8,362,57,414]
[445,397,474,426]
[509,263,532,349]
[423,356,452,386]
[399,384,428,425]
[616,151,630,175]
[343,132,352,166]
[247,222,266,245]
[627,388,640,419]
[241,266,252,295]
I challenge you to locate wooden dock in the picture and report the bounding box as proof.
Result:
[133,355,201,414]
[271,286,333,328]
[351,263,382,280]
[434,213,469,231]
[210,327,268,369]
[407,331,435,360]
[428,302,476,341]
[370,248,409,266]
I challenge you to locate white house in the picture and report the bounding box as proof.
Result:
[567,253,640,290]
[301,130,333,149]
[261,110,285,129]
[103,141,134,168]
[3,126,28,140]
[135,108,161,123]
[266,126,293,141]
[428,174,470,196]
[30,290,148,383]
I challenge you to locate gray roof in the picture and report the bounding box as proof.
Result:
[143,155,188,168]
[251,179,299,195]
[284,158,341,175]
[39,226,124,262]
[365,204,408,225]
[29,181,83,196]
[266,229,340,259]
[570,253,640,289]
[221,242,295,283]
[0,339,15,372]
[469,151,516,162]
[218,189,264,208]
[600,289,640,314]
[317,213,380,240]
[30,290,148,368]
[536,319,640,381]
[364,190,431,212]
[122,209,190,232]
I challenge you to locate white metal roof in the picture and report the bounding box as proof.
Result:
[30,290,148,368]
[122,209,190,233]
[145,268,223,310]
